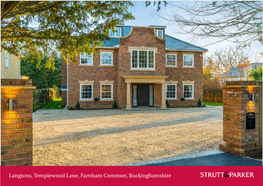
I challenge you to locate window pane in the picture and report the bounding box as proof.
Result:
[158,30,162,38]
[109,29,115,37]
[139,51,147,68]
[132,50,138,68]
[183,85,193,98]
[81,85,92,99]
[149,51,154,68]
[101,85,112,99]
[167,55,176,66]
[183,55,193,66]
[166,85,176,99]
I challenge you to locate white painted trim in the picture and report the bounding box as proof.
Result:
[183,54,194,67]
[100,84,113,100]
[130,49,155,70]
[100,52,113,65]
[80,84,93,100]
[79,53,93,65]
[166,84,177,99]
[166,54,177,67]
[183,84,194,99]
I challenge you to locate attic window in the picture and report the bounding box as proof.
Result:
[155,29,163,38]
[109,27,122,37]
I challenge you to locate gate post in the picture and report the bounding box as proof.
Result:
[1,79,36,165]
[219,81,262,158]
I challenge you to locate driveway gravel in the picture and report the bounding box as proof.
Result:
[33,107,223,166]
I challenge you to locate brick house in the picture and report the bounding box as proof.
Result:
[61,25,207,109]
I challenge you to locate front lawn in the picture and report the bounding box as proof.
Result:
[42,97,64,109]
[203,102,223,106]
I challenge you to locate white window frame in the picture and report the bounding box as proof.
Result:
[183,84,194,99]
[166,84,177,99]
[130,49,155,69]
[80,84,93,100]
[155,29,163,38]
[183,54,194,67]
[5,51,9,68]
[109,27,122,37]
[100,52,113,65]
[80,53,93,65]
[100,84,113,100]
[166,54,177,67]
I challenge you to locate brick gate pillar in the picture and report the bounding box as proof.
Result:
[1,79,36,166]
[219,81,262,158]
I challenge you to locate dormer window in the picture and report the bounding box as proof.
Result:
[155,29,163,38]
[109,27,122,37]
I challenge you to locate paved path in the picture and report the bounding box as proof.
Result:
[125,151,262,166]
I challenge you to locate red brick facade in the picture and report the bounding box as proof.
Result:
[1,79,35,166]
[62,26,204,109]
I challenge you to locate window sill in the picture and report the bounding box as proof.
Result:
[130,69,156,71]
[166,98,178,100]
[79,100,93,102]
[79,64,94,66]
[100,99,114,101]
[166,66,178,68]
[5,66,9,69]
[182,66,195,68]
[99,65,114,67]
[184,98,195,100]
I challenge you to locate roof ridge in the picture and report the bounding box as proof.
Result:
[165,34,207,51]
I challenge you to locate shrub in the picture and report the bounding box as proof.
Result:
[94,98,99,102]
[69,107,73,110]
[52,85,60,99]
[180,98,185,101]
[76,100,80,110]
[197,99,202,107]
[112,100,118,109]
[166,100,170,108]
[33,89,53,111]
[203,104,206,107]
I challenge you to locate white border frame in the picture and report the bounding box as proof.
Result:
[80,53,93,65]
[109,27,122,37]
[183,84,194,99]
[166,84,177,99]
[166,54,177,67]
[183,54,194,67]
[100,84,113,100]
[80,84,93,100]
[130,49,155,70]
[100,52,113,65]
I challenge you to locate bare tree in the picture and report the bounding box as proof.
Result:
[212,45,250,81]
[162,1,262,46]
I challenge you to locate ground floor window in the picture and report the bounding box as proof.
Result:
[183,84,194,99]
[100,84,113,100]
[80,84,93,100]
[166,84,177,99]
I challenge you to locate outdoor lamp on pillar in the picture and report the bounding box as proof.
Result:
[248,93,255,101]
[199,54,202,57]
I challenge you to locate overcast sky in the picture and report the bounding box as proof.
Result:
[125,1,262,61]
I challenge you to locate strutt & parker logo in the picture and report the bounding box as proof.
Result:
[200,171,254,178]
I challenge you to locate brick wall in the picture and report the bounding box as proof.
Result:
[67,49,118,109]
[219,81,262,158]
[1,79,36,166]
[165,52,203,107]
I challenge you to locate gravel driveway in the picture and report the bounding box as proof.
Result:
[33,107,223,166]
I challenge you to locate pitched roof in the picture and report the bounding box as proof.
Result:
[165,35,207,51]
[101,26,208,52]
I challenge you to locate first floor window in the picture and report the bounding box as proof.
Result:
[131,50,155,69]
[166,84,177,99]
[80,53,93,65]
[80,84,93,100]
[101,84,113,100]
[183,84,194,99]
[183,54,194,67]
[166,54,177,66]
[100,52,113,65]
